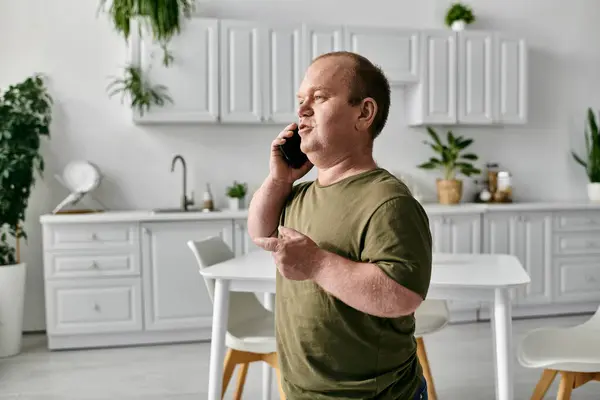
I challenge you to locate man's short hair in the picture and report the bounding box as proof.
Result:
[312,51,391,140]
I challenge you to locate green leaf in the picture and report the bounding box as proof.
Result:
[461,153,478,160]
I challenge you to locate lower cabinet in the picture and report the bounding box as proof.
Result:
[140,220,234,332]
[40,208,600,349]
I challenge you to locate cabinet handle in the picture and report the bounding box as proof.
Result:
[91,233,98,240]
[90,261,99,269]
[93,304,101,312]
[143,227,150,235]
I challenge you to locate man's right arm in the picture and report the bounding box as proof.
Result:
[247,176,292,239]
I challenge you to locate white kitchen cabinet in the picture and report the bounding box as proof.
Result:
[233,219,261,256]
[429,213,482,320]
[406,31,527,126]
[405,30,457,125]
[483,211,553,306]
[457,31,494,124]
[429,213,482,254]
[140,220,234,332]
[219,19,265,123]
[302,24,344,71]
[495,34,527,124]
[130,18,219,123]
[343,26,419,84]
[264,23,304,123]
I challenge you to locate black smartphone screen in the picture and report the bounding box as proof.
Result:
[279,127,308,169]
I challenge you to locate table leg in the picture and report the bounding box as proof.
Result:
[207,279,230,400]
[492,288,514,400]
[262,363,273,400]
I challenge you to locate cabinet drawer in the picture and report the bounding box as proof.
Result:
[554,232,600,255]
[45,223,139,250]
[554,257,600,303]
[554,212,600,232]
[45,251,140,279]
[45,278,142,335]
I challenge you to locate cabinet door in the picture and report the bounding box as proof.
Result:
[494,34,527,124]
[457,31,494,124]
[140,220,234,332]
[302,24,343,71]
[430,214,481,254]
[131,18,219,123]
[263,23,304,123]
[484,212,552,305]
[343,26,419,83]
[220,20,264,123]
[233,219,261,256]
[406,31,457,125]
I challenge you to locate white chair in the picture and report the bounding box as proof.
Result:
[414,299,450,400]
[517,305,600,399]
[187,237,285,400]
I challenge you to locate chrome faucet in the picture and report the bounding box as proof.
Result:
[171,154,194,211]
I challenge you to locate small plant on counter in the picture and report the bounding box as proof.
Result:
[572,107,600,202]
[226,181,248,199]
[417,126,481,204]
[226,181,248,211]
[445,2,475,31]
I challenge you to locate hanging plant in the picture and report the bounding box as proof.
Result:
[98,0,194,114]
[99,0,193,65]
[107,66,173,117]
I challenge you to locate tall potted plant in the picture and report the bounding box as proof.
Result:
[0,74,53,357]
[417,126,481,204]
[572,107,600,202]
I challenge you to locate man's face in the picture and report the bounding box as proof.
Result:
[296,56,362,160]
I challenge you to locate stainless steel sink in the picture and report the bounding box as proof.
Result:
[151,207,202,213]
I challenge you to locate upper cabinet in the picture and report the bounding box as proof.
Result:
[130,18,220,123]
[128,18,527,126]
[406,30,527,126]
[344,26,420,84]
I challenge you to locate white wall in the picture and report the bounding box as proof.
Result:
[1,0,599,331]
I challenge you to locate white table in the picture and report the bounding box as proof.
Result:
[200,251,530,400]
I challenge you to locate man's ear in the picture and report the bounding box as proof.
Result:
[356,97,377,131]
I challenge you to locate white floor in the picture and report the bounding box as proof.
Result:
[0,314,598,399]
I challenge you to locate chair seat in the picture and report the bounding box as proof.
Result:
[518,326,600,373]
[226,312,276,354]
[414,299,449,337]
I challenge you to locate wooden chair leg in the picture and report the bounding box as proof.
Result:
[416,337,437,400]
[222,349,238,398]
[233,362,249,400]
[530,369,558,400]
[557,372,575,400]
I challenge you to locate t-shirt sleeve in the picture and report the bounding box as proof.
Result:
[360,196,432,299]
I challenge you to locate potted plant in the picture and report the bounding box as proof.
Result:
[226,181,248,211]
[0,74,53,357]
[445,2,475,31]
[417,126,481,204]
[572,107,600,202]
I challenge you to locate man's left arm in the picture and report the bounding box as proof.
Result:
[311,196,432,318]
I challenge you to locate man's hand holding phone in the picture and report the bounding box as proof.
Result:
[270,123,313,184]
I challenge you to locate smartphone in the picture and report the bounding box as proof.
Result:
[279,126,308,169]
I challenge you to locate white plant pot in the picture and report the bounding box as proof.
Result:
[588,183,600,203]
[451,20,466,31]
[0,263,26,358]
[228,197,243,211]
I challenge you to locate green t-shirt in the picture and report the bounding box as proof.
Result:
[275,168,433,400]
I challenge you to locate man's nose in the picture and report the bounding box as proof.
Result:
[297,103,313,118]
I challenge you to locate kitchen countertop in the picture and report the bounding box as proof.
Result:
[39,201,600,224]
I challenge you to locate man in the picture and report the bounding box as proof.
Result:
[247,51,432,400]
